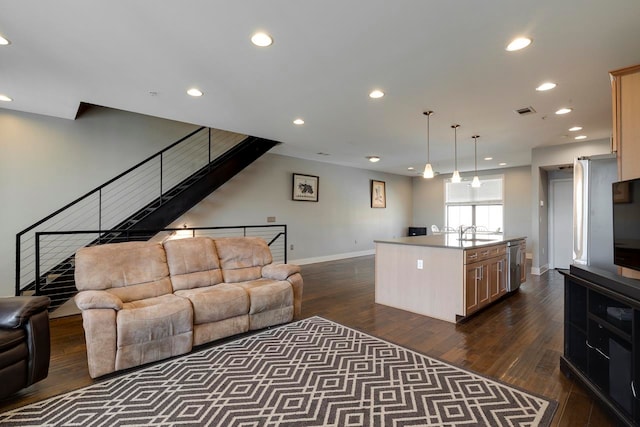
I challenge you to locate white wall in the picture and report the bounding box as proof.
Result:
[0,106,413,295]
[411,166,532,250]
[167,153,414,264]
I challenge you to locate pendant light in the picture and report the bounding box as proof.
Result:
[451,124,461,183]
[471,135,481,188]
[422,111,434,179]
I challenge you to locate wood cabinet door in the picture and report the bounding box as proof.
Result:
[488,256,507,301]
[465,264,480,315]
[489,259,506,301]
[499,257,508,295]
[611,65,640,180]
[477,263,490,308]
[519,243,527,284]
[489,258,500,300]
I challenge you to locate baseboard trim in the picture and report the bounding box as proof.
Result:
[290,249,375,265]
[531,264,549,276]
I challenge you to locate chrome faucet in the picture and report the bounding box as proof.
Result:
[459,225,476,240]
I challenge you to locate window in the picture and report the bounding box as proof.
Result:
[445,176,504,232]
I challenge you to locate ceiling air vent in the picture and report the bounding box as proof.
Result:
[514,106,536,116]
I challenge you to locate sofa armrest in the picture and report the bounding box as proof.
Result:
[0,296,50,329]
[75,291,123,311]
[262,263,301,281]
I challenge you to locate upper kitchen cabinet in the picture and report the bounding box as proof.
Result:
[610,64,640,181]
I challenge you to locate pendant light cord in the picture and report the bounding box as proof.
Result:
[474,135,478,173]
[427,114,430,162]
[452,124,459,171]
[423,111,433,163]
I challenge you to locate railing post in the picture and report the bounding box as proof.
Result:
[35,233,41,296]
[160,153,164,205]
[284,225,288,264]
[99,188,102,238]
[208,128,211,169]
[15,235,21,296]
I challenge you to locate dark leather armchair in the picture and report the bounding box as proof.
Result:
[0,296,51,400]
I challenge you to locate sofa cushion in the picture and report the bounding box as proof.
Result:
[234,279,293,315]
[175,283,249,324]
[75,241,171,301]
[164,237,223,291]
[215,237,273,283]
[117,294,193,347]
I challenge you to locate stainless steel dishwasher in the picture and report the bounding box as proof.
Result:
[507,239,525,292]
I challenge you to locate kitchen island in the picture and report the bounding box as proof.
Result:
[374,234,526,323]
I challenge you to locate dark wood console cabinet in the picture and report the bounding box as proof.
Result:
[561,264,640,426]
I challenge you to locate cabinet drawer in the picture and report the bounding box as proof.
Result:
[464,244,506,263]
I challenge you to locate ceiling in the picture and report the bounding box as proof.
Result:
[2,1,640,177]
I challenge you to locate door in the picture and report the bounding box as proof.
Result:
[549,179,573,269]
[477,263,490,308]
[489,256,507,300]
[465,264,480,315]
[519,242,527,283]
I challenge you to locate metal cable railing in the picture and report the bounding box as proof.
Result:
[16,127,248,295]
[33,225,287,309]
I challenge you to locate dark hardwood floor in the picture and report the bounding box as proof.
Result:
[1,255,617,426]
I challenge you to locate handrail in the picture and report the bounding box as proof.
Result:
[16,126,206,237]
[32,225,288,296]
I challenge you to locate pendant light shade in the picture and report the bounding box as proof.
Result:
[451,124,461,183]
[422,111,434,179]
[423,163,434,179]
[471,135,481,188]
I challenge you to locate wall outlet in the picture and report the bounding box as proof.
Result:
[417,259,423,269]
[290,244,294,250]
[354,239,357,244]
[267,216,276,223]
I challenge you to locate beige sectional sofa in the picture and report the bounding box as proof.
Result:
[74,236,303,378]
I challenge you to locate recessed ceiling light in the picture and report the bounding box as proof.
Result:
[369,90,384,99]
[555,107,572,115]
[0,94,13,102]
[367,156,381,163]
[0,35,10,45]
[506,37,532,51]
[536,82,557,91]
[499,162,507,166]
[187,88,203,97]
[293,118,305,125]
[251,32,273,47]
[569,126,583,132]
[575,135,587,140]
[407,167,415,171]
[484,157,493,161]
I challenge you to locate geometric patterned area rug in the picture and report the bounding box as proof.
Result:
[0,316,556,426]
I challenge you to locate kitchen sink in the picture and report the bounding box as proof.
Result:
[458,238,498,242]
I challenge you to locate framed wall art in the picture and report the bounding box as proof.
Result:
[371,180,386,208]
[292,173,319,202]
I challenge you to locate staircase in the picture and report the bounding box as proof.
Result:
[16,127,280,310]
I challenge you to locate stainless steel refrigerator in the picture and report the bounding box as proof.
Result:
[572,154,618,272]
